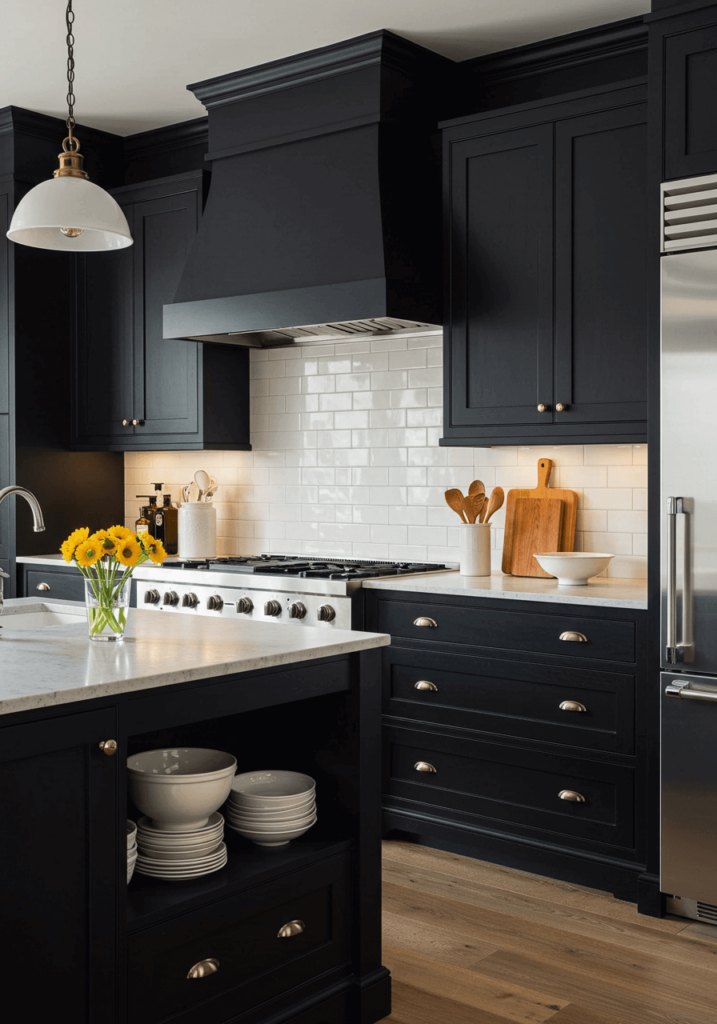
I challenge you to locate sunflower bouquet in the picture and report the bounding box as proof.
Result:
[61,525,167,640]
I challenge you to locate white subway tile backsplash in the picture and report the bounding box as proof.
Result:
[129,352,648,577]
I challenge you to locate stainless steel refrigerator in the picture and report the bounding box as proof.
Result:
[661,237,717,923]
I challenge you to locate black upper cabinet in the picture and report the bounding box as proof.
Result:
[650,4,717,181]
[72,171,250,451]
[441,82,648,446]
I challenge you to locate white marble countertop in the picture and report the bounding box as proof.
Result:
[363,571,647,610]
[0,598,389,717]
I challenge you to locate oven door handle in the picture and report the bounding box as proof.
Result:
[665,680,717,703]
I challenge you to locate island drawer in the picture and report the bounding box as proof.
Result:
[127,852,351,1024]
[24,568,85,602]
[373,596,635,663]
[384,725,634,849]
[383,646,635,754]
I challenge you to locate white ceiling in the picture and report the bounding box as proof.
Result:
[6,0,651,136]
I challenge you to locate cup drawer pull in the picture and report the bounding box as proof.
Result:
[277,919,305,939]
[414,616,437,628]
[35,582,51,591]
[187,958,219,979]
[559,700,587,713]
[559,789,586,803]
[559,631,588,643]
[414,680,438,692]
[414,761,437,773]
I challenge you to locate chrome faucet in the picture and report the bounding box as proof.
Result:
[0,487,46,621]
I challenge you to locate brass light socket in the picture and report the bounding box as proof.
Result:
[53,136,89,180]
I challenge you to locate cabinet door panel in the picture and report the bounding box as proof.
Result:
[448,125,554,429]
[74,206,135,442]
[133,191,200,441]
[0,708,118,1019]
[664,22,717,180]
[554,106,648,430]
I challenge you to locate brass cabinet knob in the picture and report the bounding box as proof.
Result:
[277,919,305,938]
[35,582,51,591]
[537,403,549,413]
[122,419,129,426]
[99,739,118,756]
[131,419,139,426]
[555,403,566,412]
[559,700,587,713]
[187,958,219,979]
[414,761,437,773]
[413,616,437,628]
[559,631,588,643]
[414,680,438,692]
[559,789,586,803]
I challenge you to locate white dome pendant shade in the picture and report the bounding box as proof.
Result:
[7,137,132,252]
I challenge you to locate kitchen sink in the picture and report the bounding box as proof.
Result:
[0,605,85,631]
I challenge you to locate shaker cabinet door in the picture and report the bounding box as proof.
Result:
[447,124,554,432]
[553,105,648,432]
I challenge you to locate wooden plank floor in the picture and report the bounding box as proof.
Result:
[380,840,717,1024]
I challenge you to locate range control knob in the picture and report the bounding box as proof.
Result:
[182,592,199,609]
[163,591,179,606]
[289,602,307,620]
[264,600,282,617]
[237,597,254,614]
[207,595,224,612]
[317,604,336,623]
[143,589,160,605]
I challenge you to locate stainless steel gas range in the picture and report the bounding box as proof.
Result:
[135,555,452,632]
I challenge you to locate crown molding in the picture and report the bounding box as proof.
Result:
[123,117,208,161]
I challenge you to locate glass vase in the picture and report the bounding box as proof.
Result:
[85,577,130,642]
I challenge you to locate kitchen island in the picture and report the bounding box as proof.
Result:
[1,598,391,1024]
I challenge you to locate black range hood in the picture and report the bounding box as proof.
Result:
[163,31,451,348]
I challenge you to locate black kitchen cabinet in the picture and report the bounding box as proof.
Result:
[649,3,717,181]
[72,171,250,451]
[440,81,648,446]
[365,588,656,910]
[0,705,119,1019]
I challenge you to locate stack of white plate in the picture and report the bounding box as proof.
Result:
[127,819,138,884]
[135,812,227,881]
[225,771,317,847]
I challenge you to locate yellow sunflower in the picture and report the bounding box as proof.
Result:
[60,526,90,563]
[91,530,117,557]
[116,537,142,567]
[108,524,136,543]
[140,534,167,564]
[75,537,103,568]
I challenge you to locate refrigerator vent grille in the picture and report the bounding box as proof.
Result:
[662,174,717,252]
[697,901,717,922]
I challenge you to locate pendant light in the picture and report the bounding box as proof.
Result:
[7,1,132,252]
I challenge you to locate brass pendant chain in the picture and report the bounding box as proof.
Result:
[65,0,76,147]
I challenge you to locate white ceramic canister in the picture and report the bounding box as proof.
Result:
[178,503,217,559]
[459,523,491,577]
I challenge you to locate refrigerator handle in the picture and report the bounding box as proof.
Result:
[666,496,695,665]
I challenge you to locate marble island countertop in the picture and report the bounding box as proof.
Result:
[0,598,389,717]
[363,571,647,609]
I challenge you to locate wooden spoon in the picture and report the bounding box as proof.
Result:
[445,488,468,523]
[468,479,485,497]
[482,486,505,524]
[462,492,485,524]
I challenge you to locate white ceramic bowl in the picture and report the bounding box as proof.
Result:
[128,750,237,831]
[226,810,317,831]
[226,800,316,823]
[229,771,315,808]
[228,815,317,847]
[533,552,614,586]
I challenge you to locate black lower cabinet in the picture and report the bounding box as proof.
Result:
[0,650,389,1024]
[366,589,655,910]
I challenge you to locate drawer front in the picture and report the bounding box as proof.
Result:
[384,646,635,753]
[25,569,85,602]
[384,725,634,849]
[128,854,350,1024]
[375,596,635,663]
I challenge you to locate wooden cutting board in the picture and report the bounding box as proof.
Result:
[501,458,578,578]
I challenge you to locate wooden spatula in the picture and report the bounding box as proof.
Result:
[445,488,467,523]
[462,493,485,524]
[482,486,505,524]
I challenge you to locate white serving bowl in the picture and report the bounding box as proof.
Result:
[226,809,317,831]
[128,750,237,831]
[533,552,614,586]
[226,800,316,824]
[228,816,317,847]
[229,771,315,808]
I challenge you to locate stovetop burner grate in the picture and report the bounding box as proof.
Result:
[165,554,447,579]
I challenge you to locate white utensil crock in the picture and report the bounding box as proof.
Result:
[178,503,217,558]
[459,523,491,576]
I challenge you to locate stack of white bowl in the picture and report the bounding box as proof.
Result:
[127,747,237,881]
[127,819,138,884]
[225,770,317,847]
